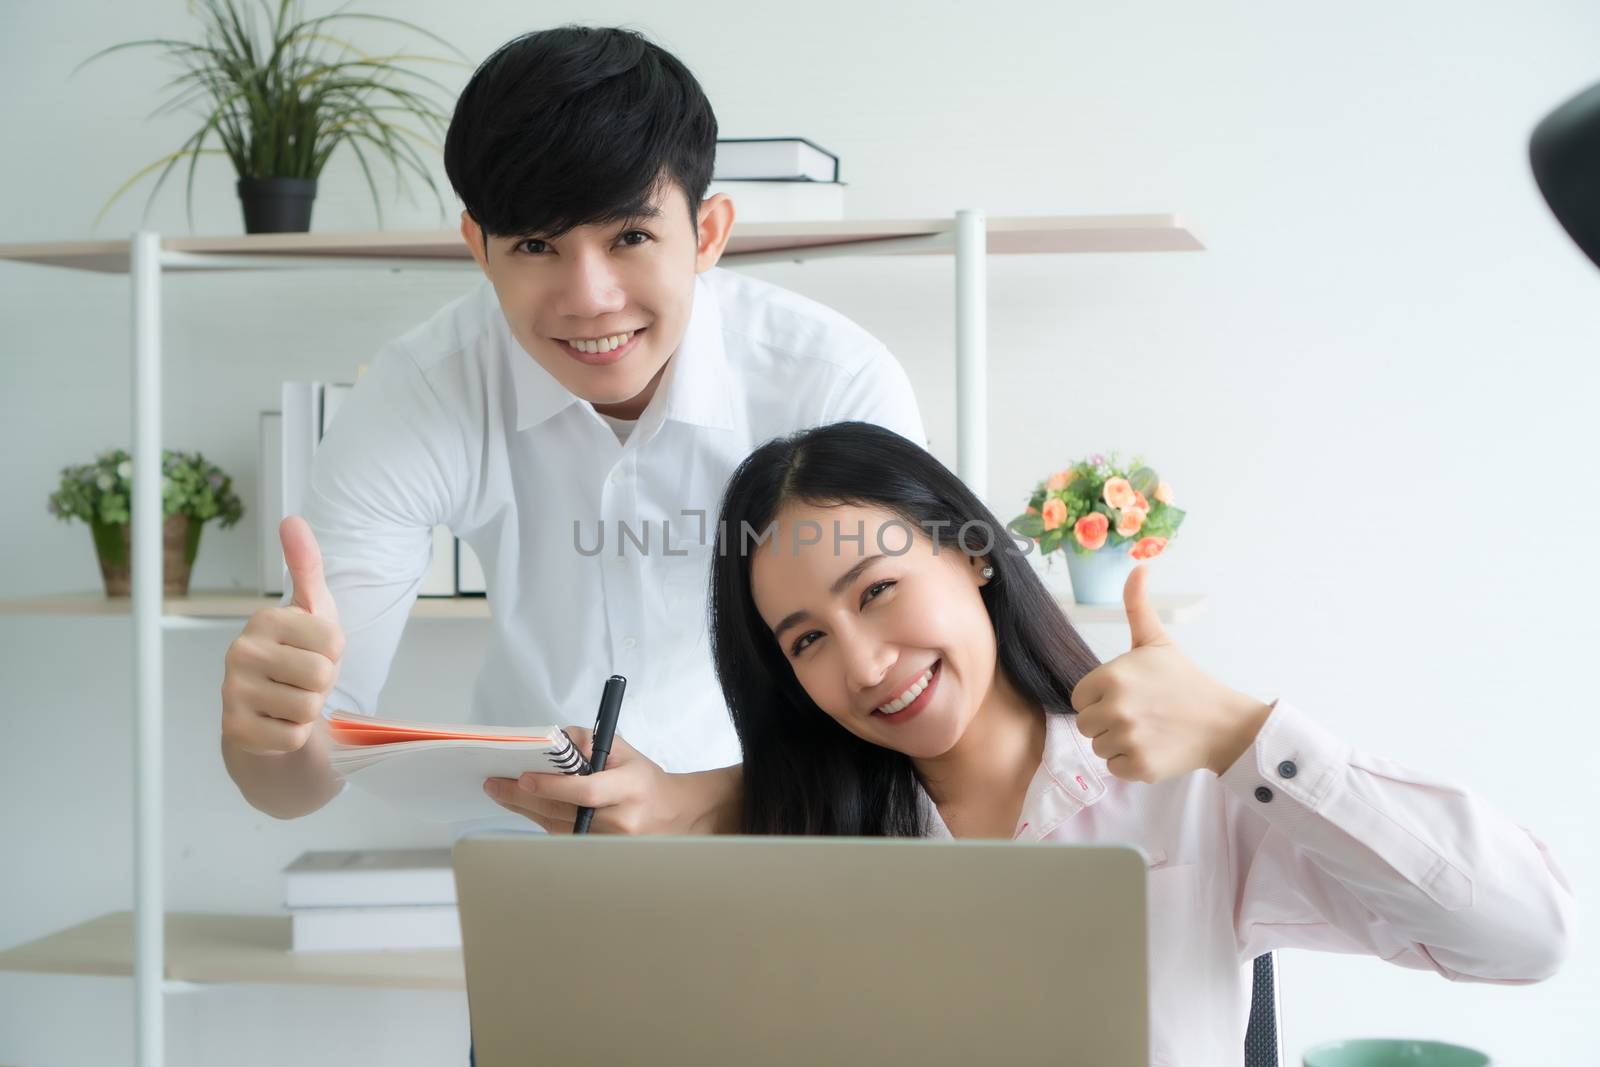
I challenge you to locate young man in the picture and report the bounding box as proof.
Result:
[219,25,925,834]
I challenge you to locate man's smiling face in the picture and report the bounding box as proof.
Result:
[461,178,734,420]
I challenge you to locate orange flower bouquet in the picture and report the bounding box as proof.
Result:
[1008,453,1186,603]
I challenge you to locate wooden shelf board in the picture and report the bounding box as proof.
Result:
[1057,591,1208,626]
[0,911,464,991]
[0,589,1204,624]
[0,590,485,619]
[0,214,1202,274]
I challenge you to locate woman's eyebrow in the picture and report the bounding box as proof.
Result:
[771,554,886,641]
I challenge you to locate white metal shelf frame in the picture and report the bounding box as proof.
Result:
[5,209,1204,1067]
[128,218,985,1067]
[126,217,987,1066]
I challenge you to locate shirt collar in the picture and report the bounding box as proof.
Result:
[921,712,1109,841]
[656,271,735,431]
[510,271,734,433]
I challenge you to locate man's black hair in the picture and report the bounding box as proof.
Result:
[443,25,718,247]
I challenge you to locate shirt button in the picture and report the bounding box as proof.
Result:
[1254,786,1274,803]
[1277,760,1298,779]
[623,636,637,650]
[610,468,625,484]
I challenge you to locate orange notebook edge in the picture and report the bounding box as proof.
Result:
[326,708,556,744]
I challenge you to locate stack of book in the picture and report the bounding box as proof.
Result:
[709,137,845,221]
[284,847,459,953]
[259,373,486,598]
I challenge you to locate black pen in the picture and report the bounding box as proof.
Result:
[573,674,627,834]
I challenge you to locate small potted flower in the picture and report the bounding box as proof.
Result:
[1009,453,1186,604]
[47,448,244,597]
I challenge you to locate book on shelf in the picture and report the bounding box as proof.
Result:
[419,528,457,598]
[266,378,462,598]
[317,378,453,599]
[320,381,353,433]
[714,137,840,182]
[290,903,461,952]
[458,537,486,595]
[280,379,322,544]
[259,411,283,595]
[707,179,845,222]
[326,709,589,822]
[285,847,455,908]
[284,847,459,952]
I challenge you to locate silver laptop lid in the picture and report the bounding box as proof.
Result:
[454,835,1149,1066]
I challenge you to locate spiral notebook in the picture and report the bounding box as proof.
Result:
[327,709,589,823]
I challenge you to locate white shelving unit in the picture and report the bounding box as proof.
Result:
[0,211,1205,1067]
[0,589,1211,626]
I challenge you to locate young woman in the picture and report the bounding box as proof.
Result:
[707,420,1574,1063]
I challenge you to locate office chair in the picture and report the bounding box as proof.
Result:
[1244,951,1284,1067]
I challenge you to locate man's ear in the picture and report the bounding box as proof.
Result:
[459,211,490,275]
[693,193,736,272]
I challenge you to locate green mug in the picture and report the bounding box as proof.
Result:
[1303,1039,1491,1067]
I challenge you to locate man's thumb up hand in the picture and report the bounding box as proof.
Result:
[222,516,347,757]
[281,515,338,622]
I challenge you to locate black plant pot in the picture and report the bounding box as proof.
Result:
[237,177,318,234]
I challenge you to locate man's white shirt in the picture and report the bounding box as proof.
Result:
[302,266,926,795]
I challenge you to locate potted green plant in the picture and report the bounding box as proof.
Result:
[1009,452,1187,604]
[48,448,244,597]
[76,0,467,234]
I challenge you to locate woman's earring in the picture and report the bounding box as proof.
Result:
[980,565,995,579]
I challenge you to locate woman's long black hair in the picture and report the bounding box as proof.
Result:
[708,421,1103,836]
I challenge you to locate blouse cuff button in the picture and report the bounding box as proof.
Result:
[1277,760,1298,779]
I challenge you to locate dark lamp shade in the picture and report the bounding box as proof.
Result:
[1531,79,1600,270]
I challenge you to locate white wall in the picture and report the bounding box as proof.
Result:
[4,1,1597,1064]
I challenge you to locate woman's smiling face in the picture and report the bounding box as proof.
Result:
[750,501,998,760]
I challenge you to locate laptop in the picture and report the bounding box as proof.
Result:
[453,835,1151,1065]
